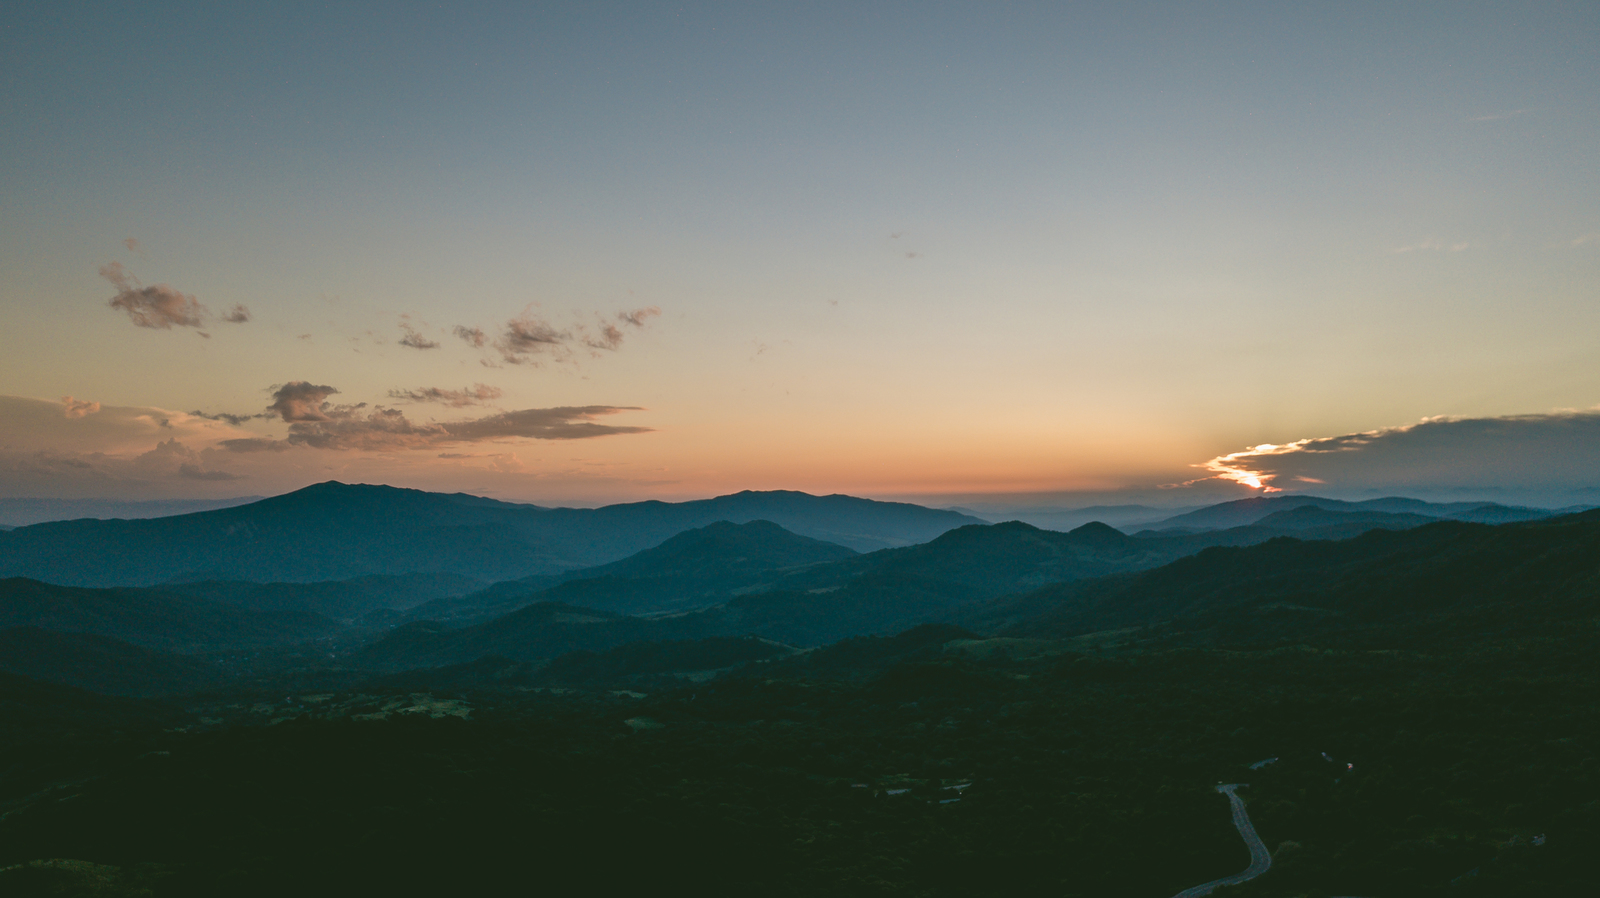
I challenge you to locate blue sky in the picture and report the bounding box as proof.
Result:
[2,2,1598,505]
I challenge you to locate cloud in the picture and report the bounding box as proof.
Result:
[585,323,626,351]
[102,262,207,329]
[616,306,661,329]
[123,238,141,253]
[135,438,243,481]
[463,305,662,364]
[387,384,503,407]
[398,323,440,349]
[1391,238,1469,254]
[496,312,570,364]
[0,403,253,493]
[1189,409,1600,499]
[1,396,249,456]
[585,306,662,351]
[440,406,650,442]
[216,437,293,452]
[180,463,244,480]
[218,381,649,452]
[100,262,249,331]
[267,382,342,422]
[1571,233,1600,248]
[60,396,101,418]
[188,409,273,426]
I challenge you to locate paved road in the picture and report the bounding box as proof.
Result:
[1169,784,1272,898]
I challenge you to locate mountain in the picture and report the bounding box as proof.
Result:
[971,509,1600,644]
[579,519,857,580]
[354,521,1180,670]
[402,519,857,623]
[791,520,1174,597]
[0,482,980,587]
[160,573,488,622]
[1249,505,1437,532]
[0,628,223,697]
[402,519,1192,630]
[0,578,341,652]
[958,504,1207,531]
[0,496,265,528]
[1134,494,1566,533]
[368,515,1457,669]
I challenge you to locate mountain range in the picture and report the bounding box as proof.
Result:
[3,482,1595,697]
[0,482,981,587]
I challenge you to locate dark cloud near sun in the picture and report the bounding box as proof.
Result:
[1193,409,1600,501]
[100,262,250,331]
[453,325,487,348]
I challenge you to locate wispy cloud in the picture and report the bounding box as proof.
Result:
[187,409,275,426]
[99,262,251,331]
[398,323,440,349]
[1571,233,1600,248]
[496,311,571,365]
[387,384,503,407]
[584,307,660,351]
[457,305,662,365]
[219,380,649,451]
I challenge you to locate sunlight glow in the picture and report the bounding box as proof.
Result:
[1197,440,1315,492]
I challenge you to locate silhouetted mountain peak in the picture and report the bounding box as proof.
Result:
[1065,521,1132,545]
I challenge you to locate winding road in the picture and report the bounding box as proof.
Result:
[1169,784,1272,898]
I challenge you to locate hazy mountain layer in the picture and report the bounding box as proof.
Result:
[1133,494,1571,533]
[0,482,979,587]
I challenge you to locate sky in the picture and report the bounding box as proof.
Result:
[2,2,1598,509]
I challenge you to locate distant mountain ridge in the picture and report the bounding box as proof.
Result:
[0,482,981,587]
[1132,494,1577,533]
[0,496,266,528]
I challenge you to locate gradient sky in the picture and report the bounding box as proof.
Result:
[3,2,1598,507]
